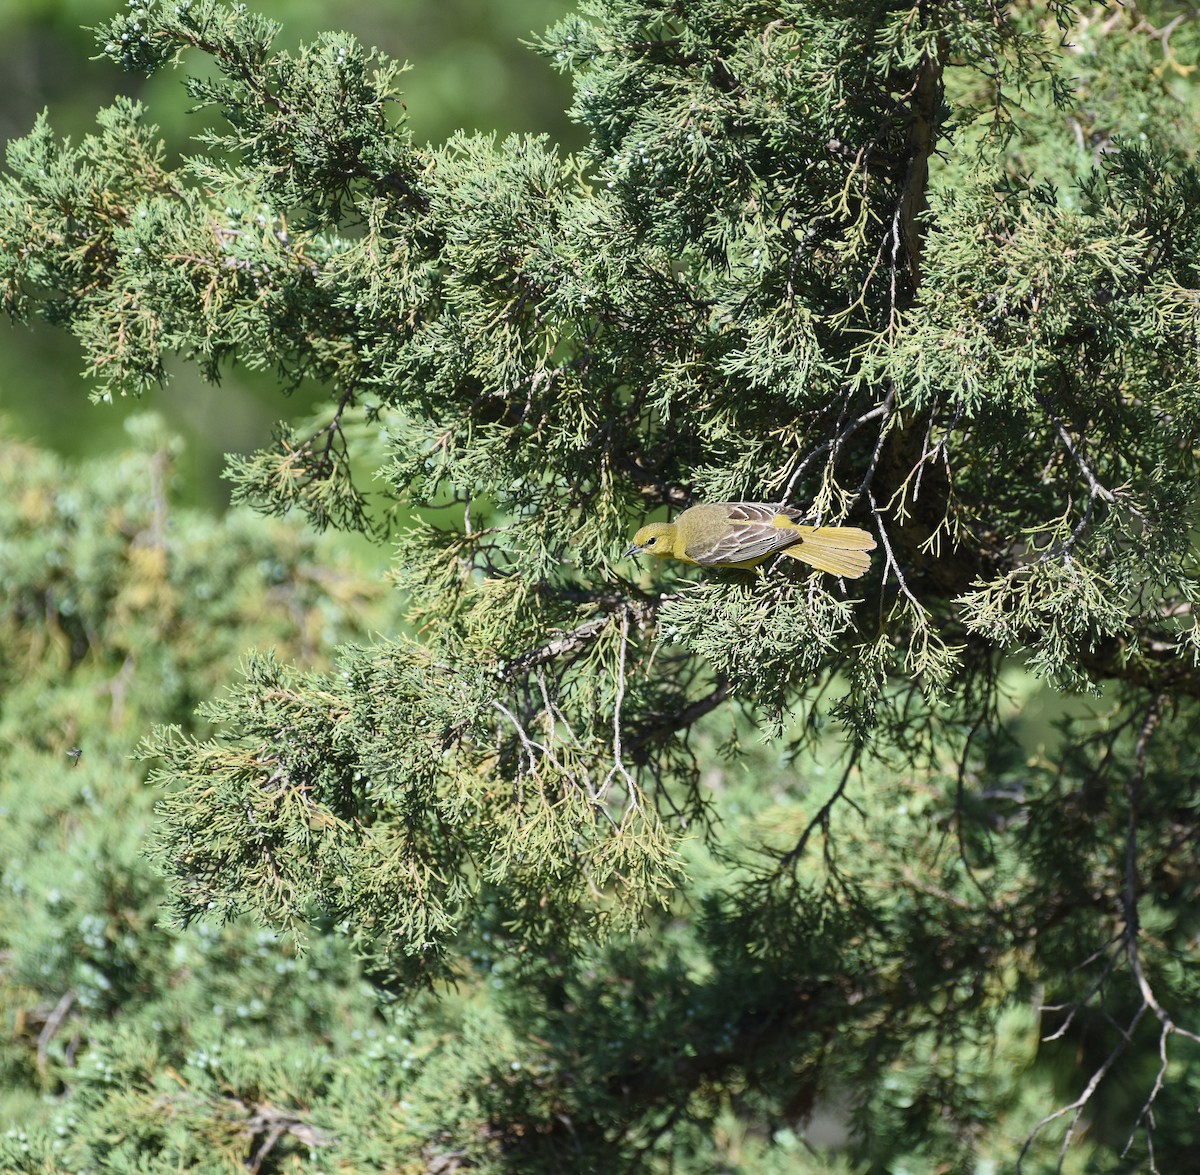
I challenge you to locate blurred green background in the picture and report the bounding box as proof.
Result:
[0,0,579,507]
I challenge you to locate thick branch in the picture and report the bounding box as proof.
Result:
[898,35,947,290]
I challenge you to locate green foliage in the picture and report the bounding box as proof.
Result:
[0,418,411,1170]
[4,1,1200,1171]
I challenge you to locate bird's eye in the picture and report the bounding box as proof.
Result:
[645,537,656,546]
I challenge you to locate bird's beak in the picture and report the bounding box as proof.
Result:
[622,543,642,559]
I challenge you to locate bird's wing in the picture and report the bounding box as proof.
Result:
[683,503,801,565]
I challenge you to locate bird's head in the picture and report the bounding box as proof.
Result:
[623,522,677,560]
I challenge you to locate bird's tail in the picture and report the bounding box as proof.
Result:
[780,526,876,579]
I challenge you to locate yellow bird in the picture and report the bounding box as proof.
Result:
[624,502,876,579]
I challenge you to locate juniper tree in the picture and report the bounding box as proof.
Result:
[0,420,413,1170]
[3,0,1200,1171]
